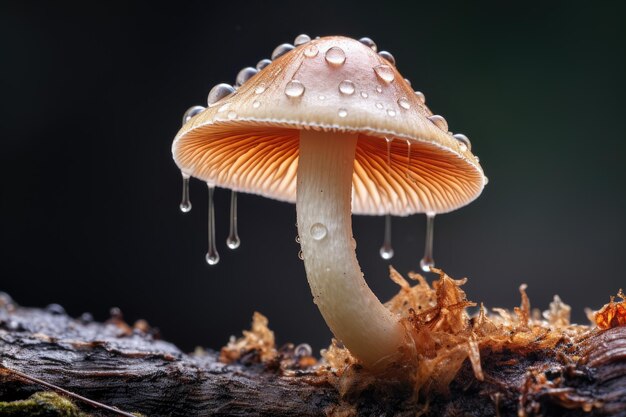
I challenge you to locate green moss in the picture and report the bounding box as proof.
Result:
[0,391,89,417]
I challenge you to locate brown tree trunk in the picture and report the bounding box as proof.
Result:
[1,294,625,417]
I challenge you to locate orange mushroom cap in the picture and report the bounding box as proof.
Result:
[172,36,485,215]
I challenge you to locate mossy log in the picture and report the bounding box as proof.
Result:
[1,293,626,417]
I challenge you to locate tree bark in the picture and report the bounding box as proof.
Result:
[1,295,625,417]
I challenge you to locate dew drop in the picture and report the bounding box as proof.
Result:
[235,67,258,87]
[375,102,384,109]
[386,109,396,117]
[379,214,394,260]
[376,85,383,93]
[325,46,346,65]
[338,80,355,95]
[295,343,313,357]
[428,114,448,131]
[338,108,348,118]
[252,100,261,108]
[207,84,235,106]
[318,95,326,100]
[285,80,305,97]
[404,78,411,86]
[256,59,272,71]
[303,44,319,58]
[373,65,394,83]
[484,176,490,185]
[46,303,66,315]
[398,97,411,110]
[360,91,369,98]
[309,223,328,240]
[475,155,480,162]
[294,34,311,46]
[405,140,413,180]
[420,214,436,272]
[272,43,295,60]
[227,111,237,119]
[295,235,301,244]
[182,105,205,125]
[179,172,192,213]
[453,133,471,151]
[254,85,266,94]
[378,50,396,66]
[217,102,230,113]
[359,37,377,52]
[414,91,426,104]
[205,184,220,266]
[298,250,304,260]
[226,191,240,249]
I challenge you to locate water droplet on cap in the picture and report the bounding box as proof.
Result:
[359,37,377,52]
[414,91,426,104]
[453,133,471,151]
[325,46,346,65]
[272,43,295,60]
[360,91,368,98]
[318,95,326,100]
[252,100,261,108]
[387,109,396,117]
[404,78,411,86]
[310,223,328,240]
[182,105,205,125]
[484,176,489,185]
[303,44,319,58]
[378,50,395,66]
[256,59,272,71]
[294,34,311,46]
[208,84,235,106]
[235,67,258,87]
[375,102,384,109]
[338,108,348,118]
[373,65,394,83]
[285,80,305,97]
[376,85,383,93]
[338,80,355,95]
[428,115,448,131]
[227,111,237,119]
[298,250,304,260]
[255,85,266,94]
[398,97,411,110]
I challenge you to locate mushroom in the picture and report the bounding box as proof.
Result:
[172,35,485,369]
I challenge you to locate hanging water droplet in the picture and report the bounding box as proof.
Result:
[398,97,411,110]
[285,80,305,97]
[484,176,490,185]
[226,191,240,249]
[294,34,311,46]
[256,59,272,71]
[272,43,295,60]
[404,78,411,86]
[205,185,220,266]
[386,109,397,117]
[414,91,426,104]
[235,67,258,87]
[309,223,328,240]
[338,108,348,118]
[379,214,394,260]
[325,46,346,65]
[375,102,384,109]
[428,115,448,131]
[294,343,313,357]
[182,105,205,125]
[179,172,192,213]
[475,156,480,162]
[378,51,396,66]
[453,133,471,151]
[338,80,355,95]
[255,85,266,94]
[420,214,436,272]
[295,235,301,244]
[406,140,413,180]
[359,37,377,51]
[298,250,304,260]
[376,85,383,93]
[373,64,394,83]
[303,44,319,58]
[360,91,369,98]
[252,100,261,108]
[207,84,235,106]
[227,111,237,119]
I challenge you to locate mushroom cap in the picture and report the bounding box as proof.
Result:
[172,36,485,215]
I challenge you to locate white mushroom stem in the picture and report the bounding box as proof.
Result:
[296,130,406,369]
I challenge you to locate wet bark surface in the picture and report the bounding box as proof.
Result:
[1,294,625,417]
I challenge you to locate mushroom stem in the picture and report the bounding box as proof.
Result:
[296,130,406,369]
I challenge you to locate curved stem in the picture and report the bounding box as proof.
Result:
[296,130,406,369]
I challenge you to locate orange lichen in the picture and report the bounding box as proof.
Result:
[220,312,276,363]
[594,289,626,329]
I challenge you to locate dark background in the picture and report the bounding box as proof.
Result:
[1,1,625,354]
